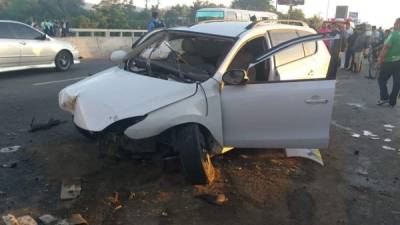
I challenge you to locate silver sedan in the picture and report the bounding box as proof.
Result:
[0,20,80,73]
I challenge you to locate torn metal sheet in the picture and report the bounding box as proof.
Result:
[384,124,395,129]
[285,148,324,166]
[351,133,361,138]
[0,146,21,153]
[382,146,396,151]
[60,178,81,200]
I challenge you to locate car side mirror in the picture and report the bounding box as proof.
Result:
[222,69,249,85]
[110,50,127,64]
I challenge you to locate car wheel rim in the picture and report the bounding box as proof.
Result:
[58,54,70,69]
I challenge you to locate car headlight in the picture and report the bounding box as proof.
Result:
[59,90,77,114]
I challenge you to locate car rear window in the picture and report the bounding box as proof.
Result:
[0,22,15,39]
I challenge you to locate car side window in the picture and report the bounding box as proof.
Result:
[269,30,305,67]
[228,36,269,83]
[297,30,317,56]
[11,23,42,40]
[0,23,15,39]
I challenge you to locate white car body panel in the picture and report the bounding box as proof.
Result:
[0,39,21,67]
[125,78,224,145]
[59,67,198,132]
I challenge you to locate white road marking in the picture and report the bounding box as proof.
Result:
[32,76,87,86]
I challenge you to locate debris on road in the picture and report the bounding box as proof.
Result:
[369,137,380,140]
[1,161,18,168]
[0,146,22,153]
[60,178,81,200]
[67,214,88,225]
[382,146,396,151]
[385,128,393,132]
[346,103,365,109]
[384,138,392,143]
[128,192,135,200]
[383,124,395,129]
[29,117,67,133]
[351,133,361,138]
[2,214,19,225]
[38,214,58,225]
[55,219,69,225]
[363,130,378,137]
[356,168,369,176]
[17,216,38,225]
[195,193,228,206]
[161,210,168,217]
[106,192,123,212]
[353,150,360,156]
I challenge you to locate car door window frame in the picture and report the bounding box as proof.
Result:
[10,22,43,40]
[268,29,305,67]
[226,34,272,84]
[247,33,337,83]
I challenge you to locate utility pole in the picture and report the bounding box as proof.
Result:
[326,0,330,19]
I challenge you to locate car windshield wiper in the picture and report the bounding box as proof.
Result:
[162,41,188,79]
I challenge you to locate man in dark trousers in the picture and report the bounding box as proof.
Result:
[345,29,359,70]
[377,18,400,107]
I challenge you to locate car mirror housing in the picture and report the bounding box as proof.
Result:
[222,69,249,85]
[110,50,128,64]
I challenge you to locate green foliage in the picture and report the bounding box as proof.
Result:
[231,0,274,11]
[0,0,318,29]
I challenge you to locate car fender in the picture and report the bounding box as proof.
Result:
[124,78,224,147]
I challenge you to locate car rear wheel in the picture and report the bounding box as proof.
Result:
[55,51,72,71]
[176,124,215,185]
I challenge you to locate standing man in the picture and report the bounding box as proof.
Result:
[147,11,165,32]
[318,23,332,48]
[377,18,400,107]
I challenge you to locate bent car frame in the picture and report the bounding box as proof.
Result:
[59,21,338,184]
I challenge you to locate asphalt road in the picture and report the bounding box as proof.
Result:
[1,60,400,225]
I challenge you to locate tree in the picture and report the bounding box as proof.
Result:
[279,7,305,21]
[164,4,191,27]
[231,0,274,11]
[307,15,324,29]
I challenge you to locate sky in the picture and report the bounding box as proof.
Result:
[85,0,398,28]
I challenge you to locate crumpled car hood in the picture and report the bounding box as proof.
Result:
[59,66,197,131]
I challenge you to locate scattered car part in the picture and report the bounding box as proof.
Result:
[285,148,324,166]
[29,117,67,132]
[60,178,81,200]
[38,215,58,225]
[67,214,88,225]
[195,193,228,206]
[2,214,19,225]
[0,146,21,153]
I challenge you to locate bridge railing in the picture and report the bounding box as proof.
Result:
[69,28,147,37]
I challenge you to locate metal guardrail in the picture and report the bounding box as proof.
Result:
[69,28,147,37]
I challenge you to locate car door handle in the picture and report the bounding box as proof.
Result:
[305,97,329,104]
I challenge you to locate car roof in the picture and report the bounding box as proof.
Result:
[170,21,315,38]
[0,20,24,24]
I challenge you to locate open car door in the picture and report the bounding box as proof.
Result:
[221,33,339,149]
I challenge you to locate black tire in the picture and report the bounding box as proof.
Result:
[55,50,72,71]
[176,124,215,185]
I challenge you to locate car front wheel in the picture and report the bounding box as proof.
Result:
[176,124,215,185]
[55,51,72,71]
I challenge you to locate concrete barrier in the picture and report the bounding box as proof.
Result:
[56,28,147,59]
[57,37,139,59]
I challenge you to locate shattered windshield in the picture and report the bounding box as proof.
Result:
[125,31,235,83]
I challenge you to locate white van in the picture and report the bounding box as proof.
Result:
[195,8,278,22]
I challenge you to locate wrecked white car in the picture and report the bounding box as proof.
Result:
[59,21,337,184]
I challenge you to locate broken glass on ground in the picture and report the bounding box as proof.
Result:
[60,178,81,200]
[0,146,21,153]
